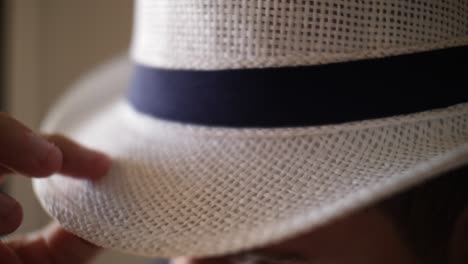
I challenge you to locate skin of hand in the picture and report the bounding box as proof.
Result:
[0,113,111,264]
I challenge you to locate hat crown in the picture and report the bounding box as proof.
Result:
[131,0,468,70]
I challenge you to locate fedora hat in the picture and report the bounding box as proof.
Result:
[34,0,468,258]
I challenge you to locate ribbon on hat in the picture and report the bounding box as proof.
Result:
[129,45,468,127]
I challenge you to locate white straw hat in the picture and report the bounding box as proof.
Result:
[34,0,468,258]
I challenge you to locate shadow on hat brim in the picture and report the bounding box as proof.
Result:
[33,56,468,258]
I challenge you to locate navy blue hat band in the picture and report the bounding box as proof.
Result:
[128,46,468,128]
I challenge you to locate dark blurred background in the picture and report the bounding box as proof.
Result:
[1,0,6,110]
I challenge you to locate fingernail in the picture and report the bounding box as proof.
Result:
[87,151,112,180]
[81,150,111,180]
[28,132,63,173]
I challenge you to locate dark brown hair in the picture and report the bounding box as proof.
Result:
[381,165,468,264]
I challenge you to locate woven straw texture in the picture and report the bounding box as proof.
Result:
[33,58,468,257]
[131,0,468,69]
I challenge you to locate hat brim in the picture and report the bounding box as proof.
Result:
[33,56,468,258]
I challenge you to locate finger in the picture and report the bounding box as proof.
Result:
[5,222,100,264]
[0,243,20,264]
[44,222,100,264]
[45,134,111,180]
[0,113,62,177]
[0,192,22,235]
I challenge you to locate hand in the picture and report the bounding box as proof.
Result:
[0,113,111,263]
